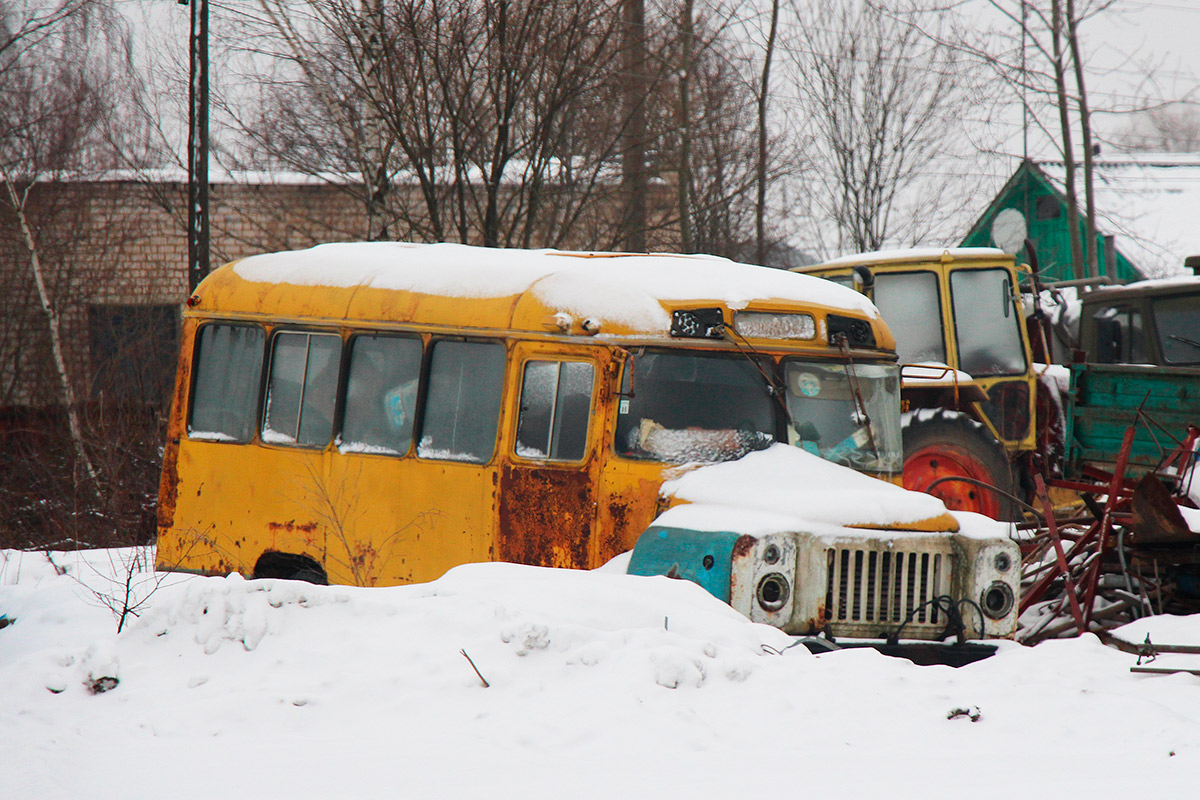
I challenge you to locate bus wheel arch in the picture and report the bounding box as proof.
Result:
[901,410,1018,521]
[252,551,329,585]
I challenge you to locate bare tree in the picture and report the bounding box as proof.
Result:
[648,1,784,262]
[676,37,772,260]
[790,1,971,254]
[934,0,1117,278]
[1,0,122,498]
[675,0,695,251]
[242,0,678,250]
[0,0,165,549]
[620,0,649,251]
[1064,0,1099,279]
[1117,103,1200,153]
[1049,0,1085,277]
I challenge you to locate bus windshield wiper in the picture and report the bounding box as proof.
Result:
[834,335,879,460]
[721,323,794,424]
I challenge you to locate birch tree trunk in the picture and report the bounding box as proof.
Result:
[2,173,101,500]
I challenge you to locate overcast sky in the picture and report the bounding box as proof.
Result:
[116,0,1199,255]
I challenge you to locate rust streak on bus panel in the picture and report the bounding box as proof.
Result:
[157,443,180,530]
[158,335,193,532]
[267,520,319,534]
[600,497,632,565]
[498,465,594,569]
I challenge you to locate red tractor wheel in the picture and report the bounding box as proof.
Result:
[902,411,1019,521]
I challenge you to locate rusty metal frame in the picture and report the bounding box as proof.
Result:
[1020,409,1200,641]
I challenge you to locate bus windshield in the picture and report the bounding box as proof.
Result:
[616,350,775,463]
[783,360,902,475]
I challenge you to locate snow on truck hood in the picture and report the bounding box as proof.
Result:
[654,444,1012,540]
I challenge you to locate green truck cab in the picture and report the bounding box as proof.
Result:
[1066,272,1200,477]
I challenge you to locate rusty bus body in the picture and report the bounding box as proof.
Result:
[156,242,902,587]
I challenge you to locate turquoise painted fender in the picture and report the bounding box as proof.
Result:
[626,526,745,604]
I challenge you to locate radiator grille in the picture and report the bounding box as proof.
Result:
[825,548,952,629]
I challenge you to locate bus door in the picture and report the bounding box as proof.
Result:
[497,343,609,569]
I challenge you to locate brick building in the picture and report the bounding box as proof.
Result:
[1,175,389,411]
[1,171,681,415]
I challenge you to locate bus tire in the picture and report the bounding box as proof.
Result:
[289,568,329,585]
[253,551,329,585]
[901,410,1019,521]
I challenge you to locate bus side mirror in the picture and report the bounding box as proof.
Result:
[852,266,875,299]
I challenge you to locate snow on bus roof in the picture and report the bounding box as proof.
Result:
[814,247,1009,268]
[230,242,879,332]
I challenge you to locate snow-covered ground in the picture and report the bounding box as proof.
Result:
[3,548,1200,798]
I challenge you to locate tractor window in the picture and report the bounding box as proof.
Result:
[615,351,775,463]
[1153,294,1200,365]
[873,271,946,366]
[950,268,1027,377]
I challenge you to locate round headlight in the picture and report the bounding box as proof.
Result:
[757,573,790,612]
[981,581,1015,620]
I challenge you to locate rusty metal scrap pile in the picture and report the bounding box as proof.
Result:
[1017,418,1200,651]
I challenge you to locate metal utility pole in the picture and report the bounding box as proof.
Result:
[185,0,210,292]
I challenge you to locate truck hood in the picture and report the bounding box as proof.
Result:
[658,444,962,535]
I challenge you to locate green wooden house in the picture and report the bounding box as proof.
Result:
[961,156,1200,283]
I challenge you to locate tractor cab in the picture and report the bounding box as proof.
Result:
[796,249,1039,520]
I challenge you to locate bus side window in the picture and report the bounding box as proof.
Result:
[189,323,265,442]
[515,361,594,461]
[262,331,341,447]
[417,340,505,463]
[340,334,423,455]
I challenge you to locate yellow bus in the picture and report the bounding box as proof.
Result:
[156,242,902,587]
